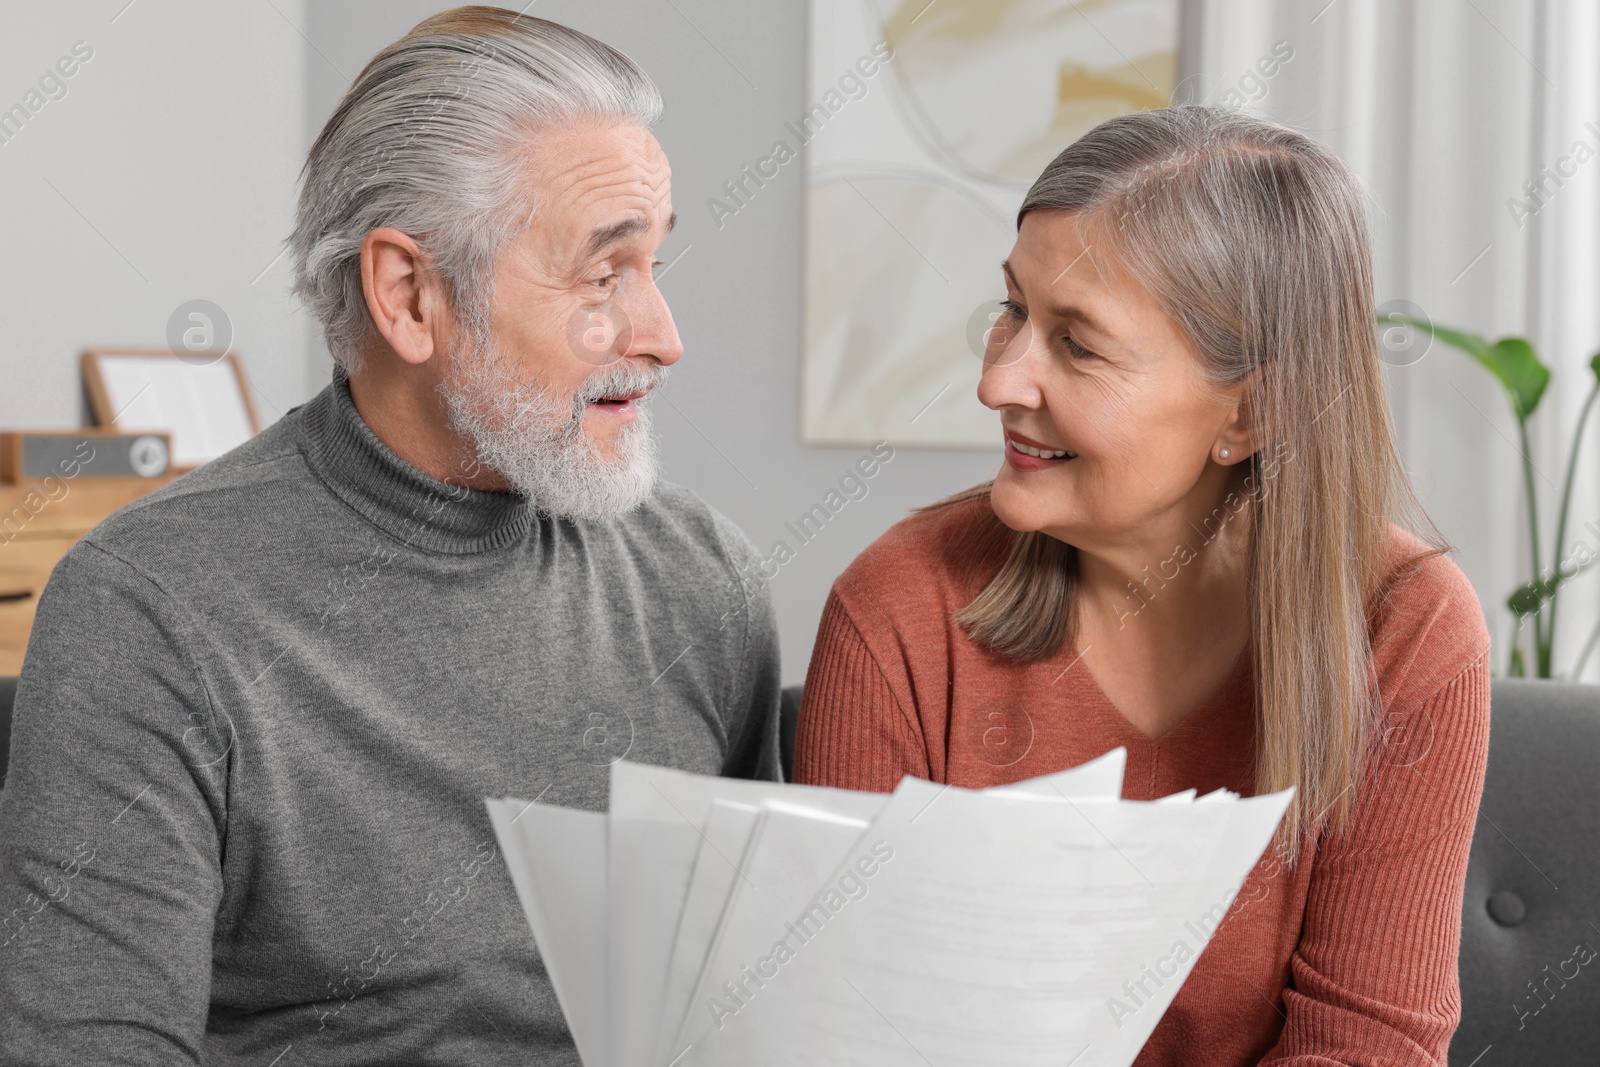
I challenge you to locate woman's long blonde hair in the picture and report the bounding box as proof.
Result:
[940,105,1445,859]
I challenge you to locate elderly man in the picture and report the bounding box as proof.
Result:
[0,9,778,1064]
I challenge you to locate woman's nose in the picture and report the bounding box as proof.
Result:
[977,320,1045,411]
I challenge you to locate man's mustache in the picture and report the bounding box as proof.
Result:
[574,360,671,404]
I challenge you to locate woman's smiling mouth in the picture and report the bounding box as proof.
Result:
[1005,430,1077,470]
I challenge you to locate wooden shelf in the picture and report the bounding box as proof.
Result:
[0,475,176,675]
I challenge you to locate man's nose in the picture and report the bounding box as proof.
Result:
[625,278,683,367]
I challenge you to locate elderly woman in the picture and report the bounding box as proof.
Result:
[795,105,1490,1066]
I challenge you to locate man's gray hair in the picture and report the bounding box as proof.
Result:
[290,7,663,373]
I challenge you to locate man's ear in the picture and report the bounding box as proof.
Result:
[361,227,444,367]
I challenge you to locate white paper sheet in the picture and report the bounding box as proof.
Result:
[605,763,894,1067]
[484,799,609,1067]
[684,779,1291,1067]
[487,747,1289,1067]
[670,800,876,1059]
[652,801,762,1066]
[667,750,1131,1061]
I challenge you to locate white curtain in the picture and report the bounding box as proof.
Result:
[1180,0,1600,679]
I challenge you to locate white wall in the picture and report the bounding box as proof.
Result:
[0,0,311,430]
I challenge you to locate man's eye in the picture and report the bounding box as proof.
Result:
[590,273,620,290]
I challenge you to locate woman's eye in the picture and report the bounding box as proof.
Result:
[1062,333,1097,360]
[998,298,1026,322]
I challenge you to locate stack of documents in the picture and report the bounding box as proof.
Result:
[486,750,1291,1067]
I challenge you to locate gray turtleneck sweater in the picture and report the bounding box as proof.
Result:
[0,375,781,1065]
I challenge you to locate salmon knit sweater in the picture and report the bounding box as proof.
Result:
[795,495,1491,1067]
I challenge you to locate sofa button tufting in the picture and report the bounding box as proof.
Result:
[1486,889,1527,927]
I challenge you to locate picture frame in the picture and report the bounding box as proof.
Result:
[799,0,1180,446]
[81,348,261,473]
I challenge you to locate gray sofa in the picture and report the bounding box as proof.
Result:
[1449,677,1600,1065]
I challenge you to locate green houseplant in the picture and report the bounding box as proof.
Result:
[1379,313,1600,678]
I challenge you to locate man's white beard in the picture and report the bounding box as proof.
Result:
[439,333,666,521]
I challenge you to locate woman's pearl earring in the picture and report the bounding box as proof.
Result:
[1219,448,1231,461]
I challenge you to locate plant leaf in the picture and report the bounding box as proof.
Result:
[1488,338,1551,419]
[1501,548,1600,617]
[1381,315,1550,419]
[1537,549,1600,603]
[1507,582,1544,617]
[1590,349,1600,383]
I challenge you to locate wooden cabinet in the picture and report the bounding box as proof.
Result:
[0,477,176,675]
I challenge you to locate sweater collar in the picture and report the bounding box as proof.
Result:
[296,372,534,554]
